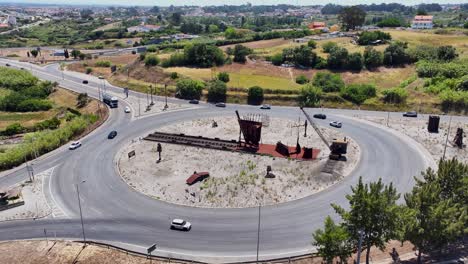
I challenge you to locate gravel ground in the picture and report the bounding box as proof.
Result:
[118,116,359,208]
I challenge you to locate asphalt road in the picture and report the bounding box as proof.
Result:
[0,58,447,262]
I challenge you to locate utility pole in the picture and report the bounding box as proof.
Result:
[150,85,154,105]
[138,92,141,117]
[75,184,86,244]
[442,115,452,160]
[256,205,261,263]
[164,84,168,110]
[387,112,390,127]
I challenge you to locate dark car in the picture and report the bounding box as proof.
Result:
[82,80,89,84]
[313,113,327,119]
[5,63,10,67]
[215,102,226,108]
[403,111,417,117]
[108,130,117,139]
[189,99,199,104]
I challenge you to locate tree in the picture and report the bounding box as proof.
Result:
[437,46,458,62]
[327,47,349,69]
[30,50,39,58]
[217,72,230,83]
[76,93,88,108]
[71,49,81,59]
[298,85,322,107]
[170,12,182,25]
[332,177,402,264]
[313,216,353,264]
[184,43,225,68]
[208,24,219,33]
[338,6,366,31]
[206,80,227,103]
[382,87,408,104]
[225,27,238,39]
[363,47,383,69]
[247,86,264,105]
[383,41,410,66]
[64,49,69,60]
[322,41,338,53]
[347,52,363,71]
[144,54,160,67]
[78,53,86,60]
[416,9,428,15]
[270,53,283,66]
[175,79,205,100]
[80,9,93,19]
[312,72,344,92]
[233,44,252,63]
[149,6,160,14]
[404,159,467,263]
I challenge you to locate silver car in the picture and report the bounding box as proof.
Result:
[170,219,192,231]
[69,141,82,150]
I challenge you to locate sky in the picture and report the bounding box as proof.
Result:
[0,0,466,6]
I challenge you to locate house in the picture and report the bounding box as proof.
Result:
[308,22,326,30]
[0,23,9,28]
[127,24,162,33]
[411,16,433,29]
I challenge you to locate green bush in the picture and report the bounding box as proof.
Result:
[85,67,92,74]
[312,72,345,92]
[439,89,468,112]
[295,75,310,84]
[382,87,408,104]
[161,53,186,68]
[363,46,383,69]
[184,43,225,68]
[383,41,410,66]
[271,53,283,66]
[322,41,338,53]
[347,52,363,71]
[94,60,111,67]
[207,80,227,103]
[233,44,252,63]
[357,31,391,45]
[217,72,230,83]
[416,59,468,78]
[340,84,376,105]
[175,79,205,100]
[327,47,349,69]
[144,54,160,67]
[34,117,61,131]
[146,45,158,52]
[170,72,179,79]
[377,17,405,28]
[2,123,25,136]
[0,67,39,90]
[247,86,264,105]
[298,85,322,107]
[307,40,317,49]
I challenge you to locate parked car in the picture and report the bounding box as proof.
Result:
[98,75,104,80]
[82,80,88,84]
[189,99,199,104]
[20,67,25,70]
[69,141,82,150]
[108,131,117,139]
[403,111,417,117]
[260,104,271,110]
[124,106,131,113]
[5,63,10,67]
[215,102,226,108]
[170,219,192,231]
[313,114,327,119]
[329,121,342,128]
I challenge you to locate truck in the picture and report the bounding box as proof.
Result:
[102,93,118,108]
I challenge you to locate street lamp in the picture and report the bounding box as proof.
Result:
[442,115,452,160]
[75,181,86,244]
[256,204,261,263]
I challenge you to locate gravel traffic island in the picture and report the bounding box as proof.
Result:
[118,116,360,208]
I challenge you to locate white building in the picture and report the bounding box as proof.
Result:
[411,15,433,29]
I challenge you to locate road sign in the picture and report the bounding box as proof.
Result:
[147,243,157,254]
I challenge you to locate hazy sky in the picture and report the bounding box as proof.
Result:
[0,0,466,6]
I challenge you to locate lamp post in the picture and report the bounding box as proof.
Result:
[164,84,168,110]
[442,115,452,160]
[75,182,86,244]
[256,205,261,263]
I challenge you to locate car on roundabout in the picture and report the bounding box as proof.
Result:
[170,219,192,231]
[329,121,342,128]
[215,102,226,108]
[108,131,117,139]
[82,80,88,84]
[260,104,271,110]
[69,141,82,150]
[313,113,327,119]
[124,106,131,113]
[189,99,199,104]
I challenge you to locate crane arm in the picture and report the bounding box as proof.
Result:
[300,107,330,150]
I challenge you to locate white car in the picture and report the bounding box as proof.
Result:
[329,121,342,128]
[69,141,82,150]
[124,106,131,113]
[260,104,271,110]
[170,219,192,231]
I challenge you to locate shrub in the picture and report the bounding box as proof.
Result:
[298,85,322,107]
[408,45,438,62]
[233,44,252,63]
[439,89,468,112]
[94,60,111,67]
[377,17,404,28]
[175,79,205,100]
[247,86,264,105]
[0,67,39,90]
[85,67,92,74]
[340,84,376,105]
[307,40,317,49]
[131,50,137,55]
[34,117,61,131]
[144,54,160,67]
[382,87,408,104]
[161,53,186,67]
[295,75,309,84]
[327,47,349,69]
[146,45,158,52]
[347,52,363,71]
[322,41,338,53]
[437,46,458,62]
[363,47,383,69]
[383,41,410,66]
[271,53,283,66]
[2,123,25,136]
[357,30,391,45]
[206,80,227,103]
[184,43,225,68]
[170,72,179,79]
[312,72,345,92]
[217,72,230,83]
[77,93,88,108]
[17,99,52,112]
[139,52,146,61]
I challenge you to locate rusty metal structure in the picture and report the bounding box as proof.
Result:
[145,132,238,151]
[453,128,464,148]
[236,111,263,148]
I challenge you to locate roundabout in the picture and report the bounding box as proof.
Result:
[0,59,436,262]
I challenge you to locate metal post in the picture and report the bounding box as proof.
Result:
[138,92,141,117]
[44,228,48,245]
[387,112,390,127]
[164,84,168,110]
[150,85,154,105]
[256,205,261,263]
[442,115,452,160]
[75,184,86,244]
[356,230,364,264]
